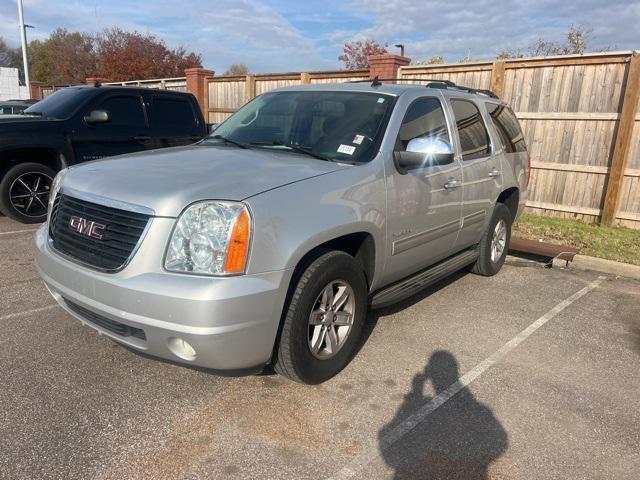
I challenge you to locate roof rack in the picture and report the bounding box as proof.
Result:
[347,77,499,98]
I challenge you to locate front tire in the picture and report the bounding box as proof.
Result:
[0,163,55,224]
[274,250,368,384]
[470,203,512,276]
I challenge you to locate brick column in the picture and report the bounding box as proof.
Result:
[185,67,214,115]
[29,81,46,100]
[368,54,411,82]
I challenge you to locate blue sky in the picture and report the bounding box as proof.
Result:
[0,0,638,73]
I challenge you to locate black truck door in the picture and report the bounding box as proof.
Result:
[148,93,203,148]
[71,93,152,163]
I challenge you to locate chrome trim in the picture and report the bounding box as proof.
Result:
[461,210,486,228]
[47,191,155,274]
[60,186,156,216]
[392,219,460,256]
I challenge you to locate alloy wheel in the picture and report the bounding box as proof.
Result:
[9,172,53,218]
[490,219,507,263]
[308,280,355,359]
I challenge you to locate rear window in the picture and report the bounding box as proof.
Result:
[486,103,527,153]
[150,97,198,132]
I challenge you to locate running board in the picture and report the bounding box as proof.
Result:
[369,249,479,309]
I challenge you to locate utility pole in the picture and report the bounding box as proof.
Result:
[17,0,30,89]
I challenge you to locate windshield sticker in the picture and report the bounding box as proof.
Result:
[338,144,356,155]
[377,97,385,103]
[352,134,365,145]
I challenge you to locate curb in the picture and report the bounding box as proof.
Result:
[552,254,640,280]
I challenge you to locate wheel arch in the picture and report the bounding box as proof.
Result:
[0,147,66,179]
[496,187,519,223]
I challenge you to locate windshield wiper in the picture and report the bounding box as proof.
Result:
[250,141,331,162]
[208,134,249,149]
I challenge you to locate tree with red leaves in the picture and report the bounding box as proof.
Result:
[97,28,202,81]
[339,39,388,70]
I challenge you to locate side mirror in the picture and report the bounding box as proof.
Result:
[395,137,455,173]
[84,109,110,125]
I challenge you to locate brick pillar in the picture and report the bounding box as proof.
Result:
[368,54,411,83]
[29,81,46,100]
[86,77,111,86]
[185,67,214,115]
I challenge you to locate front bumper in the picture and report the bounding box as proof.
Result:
[34,224,293,371]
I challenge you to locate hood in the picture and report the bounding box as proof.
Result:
[0,115,58,138]
[62,144,349,217]
[0,114,53,124]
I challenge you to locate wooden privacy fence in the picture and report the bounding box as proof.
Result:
[399,51,640,228]
[203,70,369,124]
[204,51,640,229]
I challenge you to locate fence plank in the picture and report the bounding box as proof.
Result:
[601,53,640,225]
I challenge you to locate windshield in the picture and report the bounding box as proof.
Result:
[24,88,94,119]
[205,91,395,163]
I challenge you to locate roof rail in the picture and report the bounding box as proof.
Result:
[346,77,499,98]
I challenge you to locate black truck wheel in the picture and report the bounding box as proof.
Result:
[0,163,55,224]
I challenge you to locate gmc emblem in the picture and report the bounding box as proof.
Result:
[69,216,106,240]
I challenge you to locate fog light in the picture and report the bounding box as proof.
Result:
[168,337,197,360]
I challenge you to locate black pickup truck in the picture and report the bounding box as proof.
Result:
[0,85,209,223]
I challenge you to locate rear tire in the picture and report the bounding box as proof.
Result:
[470,203,512,276]
[0,162,55,224]
[274,250,368,384]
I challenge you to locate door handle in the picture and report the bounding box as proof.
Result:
[133,135,151,142]
[488,168,501,178]
[443,179,461,190]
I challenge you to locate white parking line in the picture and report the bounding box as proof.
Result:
[0,228,37,236]
[329,276,605,480]
[0,304,58,321]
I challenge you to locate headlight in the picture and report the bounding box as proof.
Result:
[48,168,68,221]
[165,201,251,275]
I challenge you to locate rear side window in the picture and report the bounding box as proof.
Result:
[95,95,146,128]
[150,97,198,132]
[486,103,527,153]
[451,99,491,161]
[397,97,450,150]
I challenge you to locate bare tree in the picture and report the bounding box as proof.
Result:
[529,25,612,57]
[223,63,249,76]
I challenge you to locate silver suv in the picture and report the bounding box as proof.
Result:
[35,80,529,384]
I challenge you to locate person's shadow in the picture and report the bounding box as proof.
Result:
[379,351,508,479]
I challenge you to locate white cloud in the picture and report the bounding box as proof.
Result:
[342,0,640,62]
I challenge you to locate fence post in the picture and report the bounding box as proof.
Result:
[490,60,506,98]
[245,75,256,102]
[29,81,45,100]
[601,52,640,226]
[300,72,310,84]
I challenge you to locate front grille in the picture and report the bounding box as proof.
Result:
[64,298,146,340]
[49,194,150,271]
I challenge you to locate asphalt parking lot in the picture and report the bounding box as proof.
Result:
[1,215,639,480]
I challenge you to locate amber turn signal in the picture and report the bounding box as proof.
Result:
[224,208,251,273]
